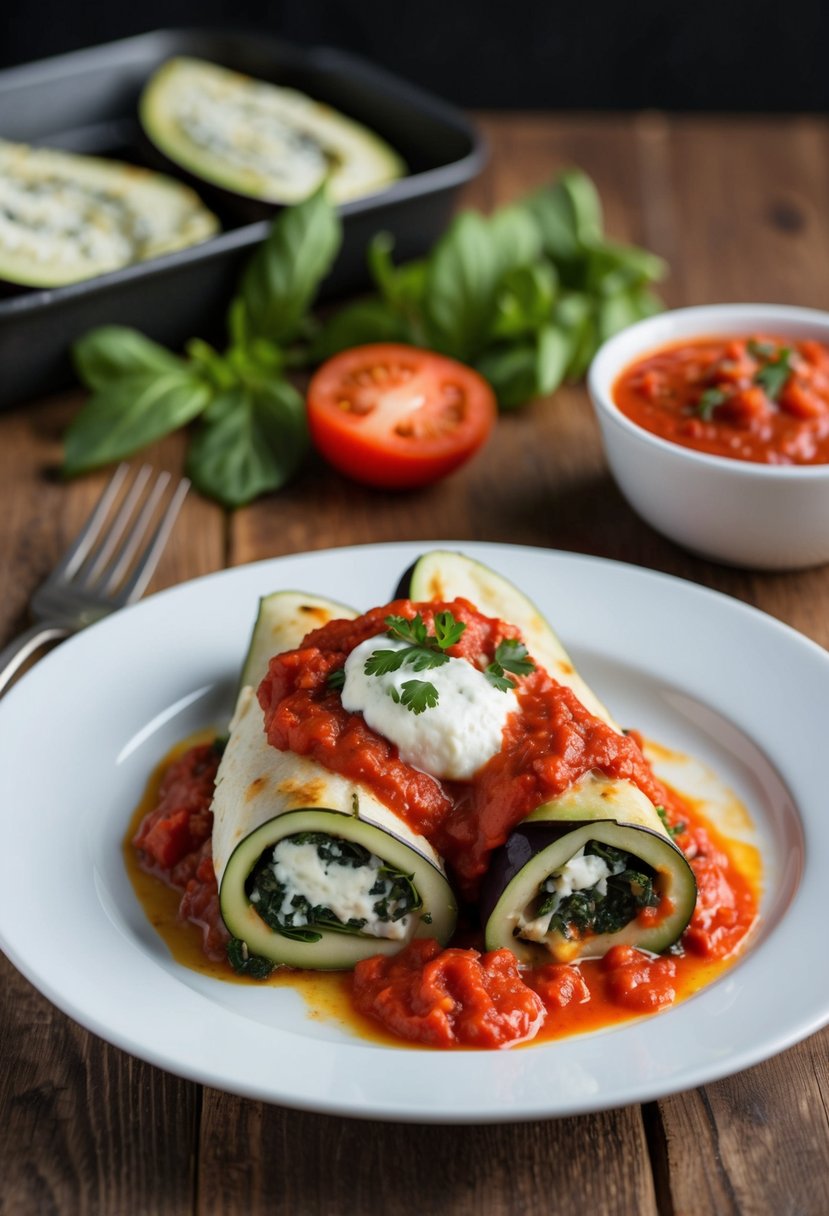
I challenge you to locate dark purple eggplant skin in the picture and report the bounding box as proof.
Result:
[393,560,418,600]
[478,820,609,925]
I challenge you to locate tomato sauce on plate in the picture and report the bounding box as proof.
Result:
[614,335,829,464]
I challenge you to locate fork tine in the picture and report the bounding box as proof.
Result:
[80,464,154,586]
[98,470,171,594]
[113,476,190,605]
[50,463,131,580]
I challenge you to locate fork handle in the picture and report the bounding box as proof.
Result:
[0,622,72,697]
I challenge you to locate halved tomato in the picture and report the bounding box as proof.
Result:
[306,344,497,489]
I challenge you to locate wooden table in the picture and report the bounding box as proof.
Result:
[1,113,828,1215]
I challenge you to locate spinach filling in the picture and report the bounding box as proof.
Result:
[245,831,423,944]
[531,840,660,941]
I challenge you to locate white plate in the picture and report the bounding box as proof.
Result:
[0,542,825,1123]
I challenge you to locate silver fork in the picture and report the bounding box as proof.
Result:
[0,464,189,696]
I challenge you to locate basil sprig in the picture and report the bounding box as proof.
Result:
[64,186,341,508]
[64,168,667,506]
[314,169,666,409]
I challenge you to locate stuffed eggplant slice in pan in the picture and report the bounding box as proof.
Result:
[212,591,457,970]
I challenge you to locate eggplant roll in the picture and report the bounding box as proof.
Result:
[481,773,696,964]
[213,688,456,969]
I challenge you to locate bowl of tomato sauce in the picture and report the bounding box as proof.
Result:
[587,303,829,569]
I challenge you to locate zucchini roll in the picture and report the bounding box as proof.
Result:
[481,773,696,963]
[212,591,456,970]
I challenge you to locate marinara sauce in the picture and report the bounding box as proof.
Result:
[130,599,759,1051]
[614,335,829,464]
[258,598,668,899]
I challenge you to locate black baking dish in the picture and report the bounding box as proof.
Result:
[0,30,486,408]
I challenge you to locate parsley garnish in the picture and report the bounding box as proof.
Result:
[485,638,535,691]
[696,387,728,420]
[327,668,345,691]
[364,611,466,713]
[389,679,440,714]
[753,345,794,402]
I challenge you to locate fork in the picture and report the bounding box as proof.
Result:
[0,464,189,696]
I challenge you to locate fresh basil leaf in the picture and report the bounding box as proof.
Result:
[186,338,237,391]
[63,371,211,476]
[553,293,596,380]
[487,205,545,276]
[369,233,429,315]
[310,298,411,363]
[596,291,649,344]
[585,240,667,298]
[476,342,540,410]
[424,211,501,363]
[520,170,604,262]
[73,326,184,390]
[629,286,664,320]
[567,318,599,380]
[186,380,308,508]
[235,186,342,345]
[491,262,558,340]
[535,324,571,396]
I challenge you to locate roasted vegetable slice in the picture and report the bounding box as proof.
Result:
[213,590,456,970]
[140,57,405,207]
[481,773,696,963]
[214,687,456,969]
[238,589,358,692]
[397,548,617,726]
[0,138,218,287]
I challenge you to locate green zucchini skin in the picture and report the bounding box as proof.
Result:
[238,590,357,693]
[481,814,696,964]
[220,807,456,970]
[398,549,617,727]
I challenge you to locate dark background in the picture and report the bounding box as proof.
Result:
[2,0,828,111]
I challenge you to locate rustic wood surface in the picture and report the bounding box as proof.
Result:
[1,113,828,1216]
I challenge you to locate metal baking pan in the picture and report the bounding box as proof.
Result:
[0,29,486,408]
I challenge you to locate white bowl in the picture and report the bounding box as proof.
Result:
[587,303,829,570]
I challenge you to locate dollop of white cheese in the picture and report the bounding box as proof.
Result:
[341,634,517,781]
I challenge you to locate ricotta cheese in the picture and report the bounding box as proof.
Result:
[341,634,517,781]
[519,847,614,942]
[264,837,412,941]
